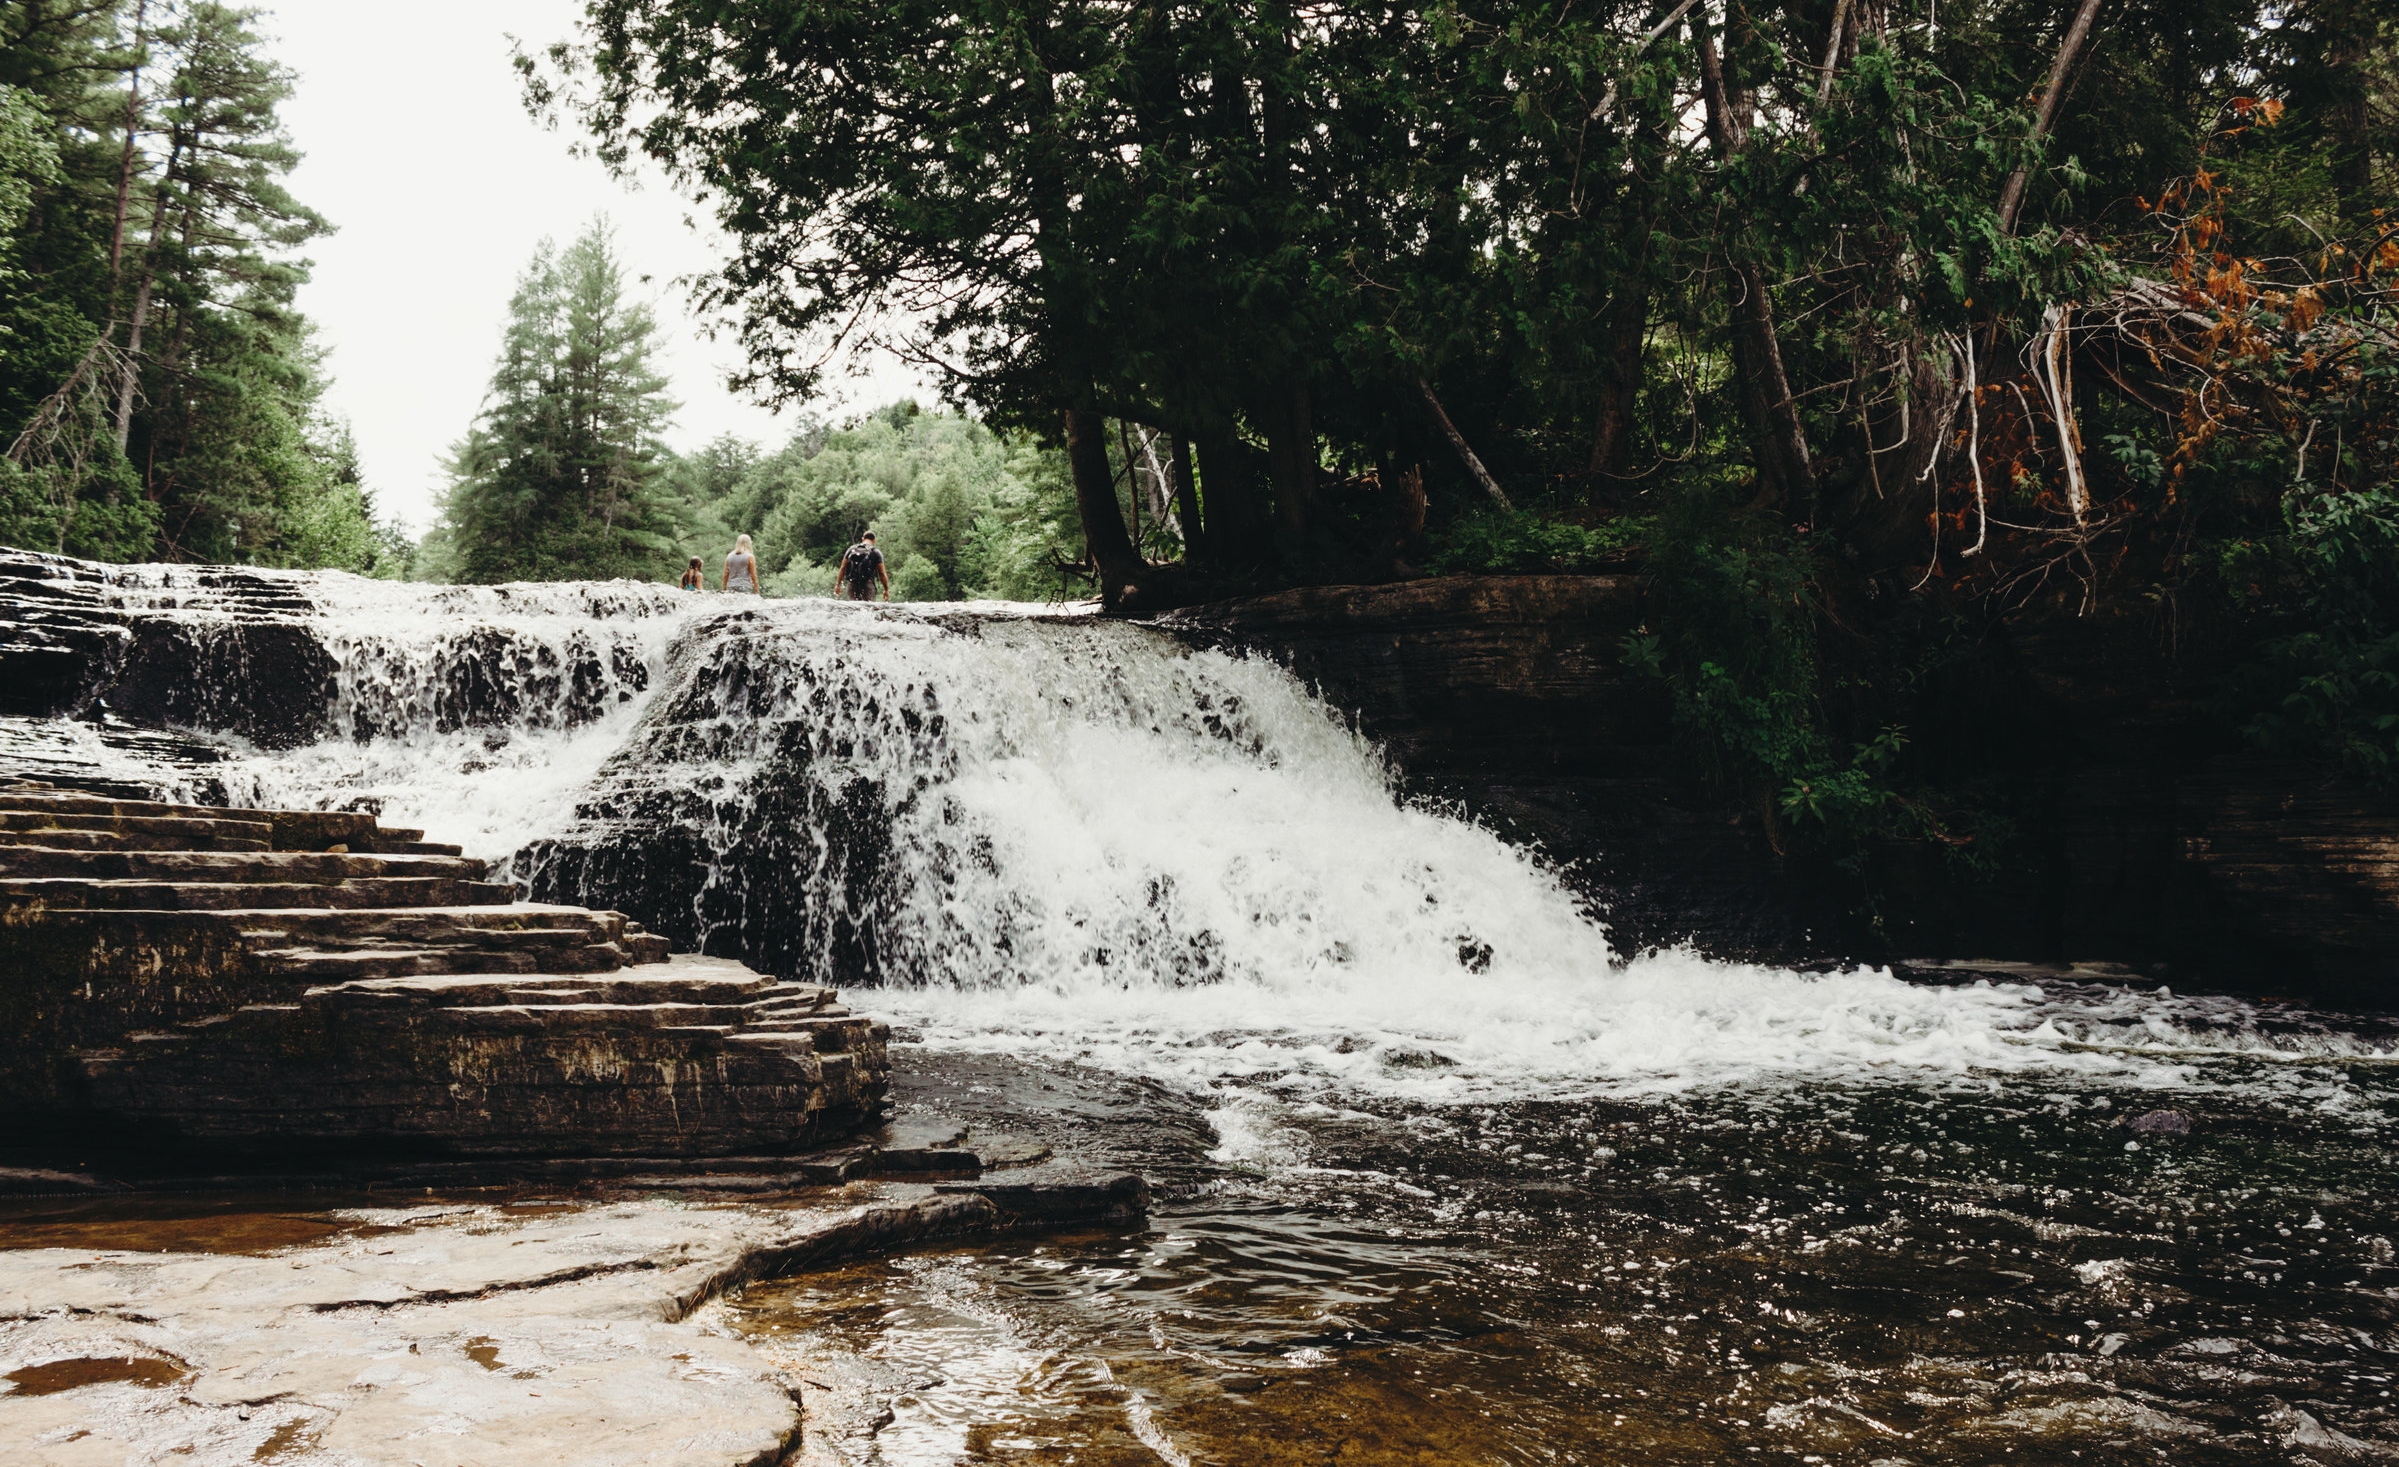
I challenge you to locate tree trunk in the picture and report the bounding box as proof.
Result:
[2326,11,2376,210]
[1994,0,2105,236]
[1697,19,1815,516]
[1588,284,1648,479]
[1195,423,1261,565]
[1168,432,1204,566]
[1420,378,1513,510]
[108,0,149,281]
[113,215,166,455]
[112,119,185,459]
[1065,406,1147,611]
[1815,0,1853,105]
[1262,380,1315,540]
[1117,416,1141,550]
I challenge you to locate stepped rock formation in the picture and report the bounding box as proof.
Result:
[0,787,889,1156]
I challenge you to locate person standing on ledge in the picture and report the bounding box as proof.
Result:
[679,555,705,590]
[837,529,890,602]
[722,534,761,594]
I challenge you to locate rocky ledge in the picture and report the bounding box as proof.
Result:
[0,787,889,1158]
[0,1171,1147,1465]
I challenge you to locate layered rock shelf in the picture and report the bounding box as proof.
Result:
[0,787,889,1159]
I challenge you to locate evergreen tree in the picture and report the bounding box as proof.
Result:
[0,0,387,570]
[436,219,684,583]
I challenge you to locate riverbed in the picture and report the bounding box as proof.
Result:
[754,1005,2399,1466]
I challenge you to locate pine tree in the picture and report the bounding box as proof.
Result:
[437,219,684,583]
[0,0,376,569]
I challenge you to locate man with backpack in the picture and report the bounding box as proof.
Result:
[837,529,890,602]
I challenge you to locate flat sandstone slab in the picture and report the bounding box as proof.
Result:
[0,1170,1144,1466]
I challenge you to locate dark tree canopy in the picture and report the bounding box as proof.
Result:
[528,0,2399,842]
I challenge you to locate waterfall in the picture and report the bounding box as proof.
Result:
[6,551,2390,1111]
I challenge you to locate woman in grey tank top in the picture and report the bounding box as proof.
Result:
[722,533,761,593]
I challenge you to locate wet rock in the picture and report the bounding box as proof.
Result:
[106,618,336,750]
[0,1167,121,1196]
[976,1136,1055,1169]
[516,616,926,984]
[0,1181,1148,1467]
[2267,1403,2386,1462]
[869,1146,984,1176]
[2125,1110,2195,1136]
[0,548,329,749]
[936,1167,1151,1224]
[0,718,230,804]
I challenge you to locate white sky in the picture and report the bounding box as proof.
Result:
[269,0,928,532]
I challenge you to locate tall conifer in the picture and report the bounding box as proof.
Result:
[437,220,683,583]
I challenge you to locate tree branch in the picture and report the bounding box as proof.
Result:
[1418,378,1513,512]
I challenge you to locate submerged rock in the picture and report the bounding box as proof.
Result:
[2125,1110,2195,1136]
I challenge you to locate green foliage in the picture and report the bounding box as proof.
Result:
[435,221,686,584]
[1422,511,1650,576]
[1621,476,1832,793]
[1618,476,1986,866]
[2233,483,2399,779]
[0,83,59,256]
[688,402,1084,602]
[1781,726,1912,845]
[0,455,158,561]
[0,0,389,572]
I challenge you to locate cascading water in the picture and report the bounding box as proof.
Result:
[207,575,685,856]
[14,560,2393,1101]
[8,555,2396,1464]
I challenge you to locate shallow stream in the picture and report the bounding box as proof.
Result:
[7,565,2397,1462]
[698,999,2399,1466]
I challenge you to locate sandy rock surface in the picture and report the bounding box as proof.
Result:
[0,1186,1008,1466]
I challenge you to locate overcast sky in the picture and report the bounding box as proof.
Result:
[271,0,926,532]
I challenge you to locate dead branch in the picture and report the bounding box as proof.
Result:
[1418,378,1515,511]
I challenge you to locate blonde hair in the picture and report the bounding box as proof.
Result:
[733,534,753,553]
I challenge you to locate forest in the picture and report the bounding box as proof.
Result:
[5,0,2398,853]
[0,0,405,571]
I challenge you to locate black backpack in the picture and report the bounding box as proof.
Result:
[841,543,878,580]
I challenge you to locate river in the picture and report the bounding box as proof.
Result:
[7,567,2397,1463]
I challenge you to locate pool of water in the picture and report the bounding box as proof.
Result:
[724,1020,2399,1466]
